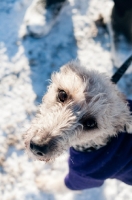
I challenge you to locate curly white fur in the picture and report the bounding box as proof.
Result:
[24,61,132,161]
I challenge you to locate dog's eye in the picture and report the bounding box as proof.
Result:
[58,90,67,102]
[80,117,97,130]
[86,118,97,128]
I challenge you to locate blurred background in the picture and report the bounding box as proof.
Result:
[0,0,132,200]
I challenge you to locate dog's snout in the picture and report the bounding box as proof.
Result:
[30,140,49,156]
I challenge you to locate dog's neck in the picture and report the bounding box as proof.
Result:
[73,126,128,152]
[73,144,102,152]
[73,137,112,152]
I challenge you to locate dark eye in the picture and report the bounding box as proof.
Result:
[80,117,97,130]
[58,90,67,102]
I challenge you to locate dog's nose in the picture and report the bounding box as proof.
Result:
[30,140,49,156]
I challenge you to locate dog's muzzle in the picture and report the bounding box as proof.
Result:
[30,140,49,156]
[29,135,63,157]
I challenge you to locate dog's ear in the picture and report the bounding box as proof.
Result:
[119,94,132,134]
[125,111,132,133]
[125,122,132,133]
[118,96,132,134]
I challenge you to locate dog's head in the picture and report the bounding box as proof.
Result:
[24,62,132,161]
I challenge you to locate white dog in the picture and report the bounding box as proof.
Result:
[24,62,132,192]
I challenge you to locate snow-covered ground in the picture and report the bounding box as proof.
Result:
[0,0,132,200]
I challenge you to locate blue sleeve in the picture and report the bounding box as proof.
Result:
[64,170,104,190]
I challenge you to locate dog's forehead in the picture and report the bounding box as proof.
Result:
[51,64,87,101]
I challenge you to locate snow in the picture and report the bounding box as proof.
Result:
[0,0,132,200]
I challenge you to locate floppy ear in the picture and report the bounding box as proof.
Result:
[125,117,132,133]
[123,100,132,134]
[122,99,132,134]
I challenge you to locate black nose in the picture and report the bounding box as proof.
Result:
[30,141,49,156]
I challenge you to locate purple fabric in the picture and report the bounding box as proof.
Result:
[65,100,132,190]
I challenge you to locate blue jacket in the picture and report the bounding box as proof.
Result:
[65,100,132,190]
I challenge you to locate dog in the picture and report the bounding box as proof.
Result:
[24,61,132,192]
